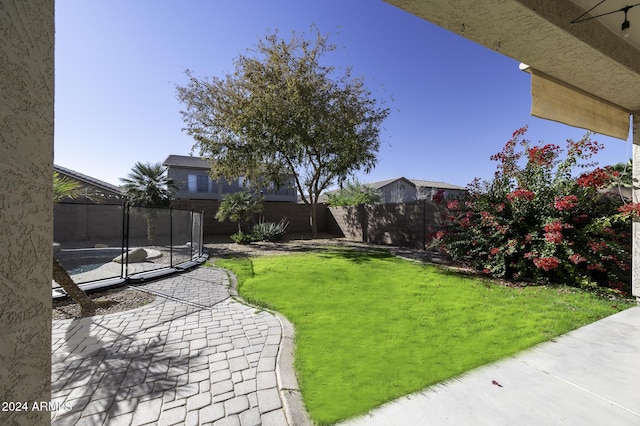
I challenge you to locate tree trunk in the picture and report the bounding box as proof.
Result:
[310,201,318,237]
[146,210,157,245]
[52,257,95,317]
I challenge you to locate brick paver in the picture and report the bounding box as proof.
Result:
[51,267,288,425]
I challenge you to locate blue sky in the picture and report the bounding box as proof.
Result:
[55,0,632,189]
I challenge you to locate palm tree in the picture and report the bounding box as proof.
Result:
[53,172,96,316]
[120,162,177,244]
[215,190,263,233]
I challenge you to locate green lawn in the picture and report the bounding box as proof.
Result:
[215,248,632,425]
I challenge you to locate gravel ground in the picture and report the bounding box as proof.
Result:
[205,233,451,264]
[205,233,379,257]
[52,287,156,320]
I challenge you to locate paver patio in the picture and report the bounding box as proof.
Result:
[51,267,293,425]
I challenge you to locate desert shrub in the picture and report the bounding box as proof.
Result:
[432,127,633,295]
[230,231,254,245]
[251,219,289,242]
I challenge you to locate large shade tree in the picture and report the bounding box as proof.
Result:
[120,162,177,244]
[177,28,390,235]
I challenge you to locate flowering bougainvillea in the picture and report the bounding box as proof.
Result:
[576,167,619,189]
[553,195,578,211]
[431,127,633,294]
[506,189,535,202]
[533,257,560,271]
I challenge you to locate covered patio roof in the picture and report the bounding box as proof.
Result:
[385,0,640,139]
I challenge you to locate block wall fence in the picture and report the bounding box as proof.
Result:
[172,199,448,249]
[328,200,449,248]
[171,199,331,237]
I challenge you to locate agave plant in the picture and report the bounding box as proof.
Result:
[251,219,289,242]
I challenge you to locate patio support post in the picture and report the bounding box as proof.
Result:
[633,113,640,301]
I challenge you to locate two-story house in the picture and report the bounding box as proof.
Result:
[163,155,298,202]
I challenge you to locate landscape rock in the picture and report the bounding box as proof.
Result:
[113,248,147,264]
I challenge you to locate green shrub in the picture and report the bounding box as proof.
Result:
[327,179,382,206]
[251,219,289,242]
[230,231,254,244]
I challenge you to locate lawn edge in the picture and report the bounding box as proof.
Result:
[219,263,314,426]
[274,312,314,426]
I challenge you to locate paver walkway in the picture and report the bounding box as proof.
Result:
[51,267,291,425]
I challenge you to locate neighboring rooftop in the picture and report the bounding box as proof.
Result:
[408,179,468,191]
[54,164,123,196]
[163,154,210,169]
[368,177,468,191]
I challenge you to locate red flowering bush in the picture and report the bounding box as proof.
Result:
[533,257,560,271]
[553,195,578,211]
[576,167,618,189]
[432,190,446,203]
[432,127,632,294]
[528,144,560,167]
[617,203,640,217]
[506,189,535,202]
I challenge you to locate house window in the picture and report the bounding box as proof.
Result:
[188,174,210,192]
[197,175,209,192]
[188,175,197,192]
